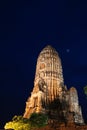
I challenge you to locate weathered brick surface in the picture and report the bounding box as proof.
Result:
[32,124,87,130]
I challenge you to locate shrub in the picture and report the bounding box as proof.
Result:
[4,113,48,130]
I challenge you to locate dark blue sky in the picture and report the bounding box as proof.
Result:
[0,0,87,128]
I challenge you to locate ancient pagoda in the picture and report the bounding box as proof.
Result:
[23,45,84,124]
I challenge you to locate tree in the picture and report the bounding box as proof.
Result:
[29,113,48,128]
[4,113,48,130]
[4,116,31,130]
[83,86,87,96]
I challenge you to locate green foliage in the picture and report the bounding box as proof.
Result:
[4,121,31,130]
[84,86,87,96]
[29,113,48,128]
[4,113,48,130]
[4,116,31,130]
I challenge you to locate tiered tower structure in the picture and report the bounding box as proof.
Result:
[23,45,84,124]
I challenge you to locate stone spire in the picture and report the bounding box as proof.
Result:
[23,45,64,118]
[34,45,64,99]
[23,45,84,125]
[69,87,84,124]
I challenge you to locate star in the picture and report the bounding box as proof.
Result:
[66,49,70,53]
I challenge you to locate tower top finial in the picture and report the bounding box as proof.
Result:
[44,45,55,50]
[40,45,58,56]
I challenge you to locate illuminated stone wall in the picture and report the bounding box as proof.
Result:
[34,45,64,101]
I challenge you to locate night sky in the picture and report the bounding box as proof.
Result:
[0,0,87,128]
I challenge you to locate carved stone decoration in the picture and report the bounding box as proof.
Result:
[23,45,84,125]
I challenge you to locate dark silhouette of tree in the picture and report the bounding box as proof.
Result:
[84,86,87,97]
